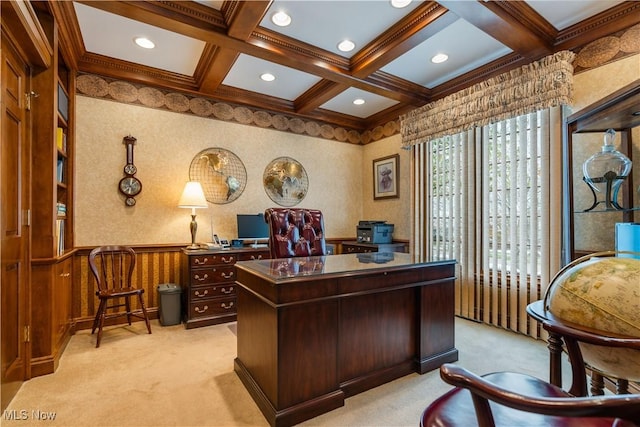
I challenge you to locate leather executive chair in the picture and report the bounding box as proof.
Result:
[264,208,327,259]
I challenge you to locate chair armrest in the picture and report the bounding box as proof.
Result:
[439,364,640,423]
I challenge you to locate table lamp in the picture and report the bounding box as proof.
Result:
[178,181,208,250]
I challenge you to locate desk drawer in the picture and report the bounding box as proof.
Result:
[190,283,236,300]
[189,297,236,319]
[190,265,235,284]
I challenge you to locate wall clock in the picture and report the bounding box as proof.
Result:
[118,135,142,206]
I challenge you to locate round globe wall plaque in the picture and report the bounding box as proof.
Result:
[189,148,247,204]
[263,157,308,207]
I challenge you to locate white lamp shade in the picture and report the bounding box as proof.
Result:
[178,181,208,208]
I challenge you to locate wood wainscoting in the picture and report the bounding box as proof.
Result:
[72,245,184,331]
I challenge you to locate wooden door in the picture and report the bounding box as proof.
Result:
[1,32,31,411]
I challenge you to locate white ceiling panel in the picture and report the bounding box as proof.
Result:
[73,2,206,76]
[222,54,322,101]
[527,0,625,30]
[320,87,399,118]
[381,18,512,88]
[260,0,423,57]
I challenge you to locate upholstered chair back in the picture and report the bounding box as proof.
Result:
[264,208,327,258]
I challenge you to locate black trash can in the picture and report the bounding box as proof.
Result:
[157,283,182,326]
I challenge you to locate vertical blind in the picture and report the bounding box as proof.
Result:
[412,107,563,337]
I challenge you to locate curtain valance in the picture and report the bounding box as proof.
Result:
[400,50,575,148]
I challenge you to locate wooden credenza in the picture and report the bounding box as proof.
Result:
[181,247,269,329]
[234,253,458,427]
[341,240,406,253]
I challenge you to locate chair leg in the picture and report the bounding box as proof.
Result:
[125,296,132,325]
[138,293,152,335]
[92,299,106,334]
[96,302,107,348]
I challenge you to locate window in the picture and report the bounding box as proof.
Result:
[418,108,562,335]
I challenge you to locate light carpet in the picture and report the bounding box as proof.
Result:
[2,317,567,427]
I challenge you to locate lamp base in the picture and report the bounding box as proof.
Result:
[185,243,201,250]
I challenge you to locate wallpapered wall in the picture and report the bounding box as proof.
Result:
[74,51,638,250]
[74,97,408,247]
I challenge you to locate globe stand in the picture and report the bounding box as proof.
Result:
[582,172,627,211]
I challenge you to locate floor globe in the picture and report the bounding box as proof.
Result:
[544,252,640,382]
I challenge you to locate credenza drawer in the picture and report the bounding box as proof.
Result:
[239,251,270,261]
[190,253,238,267]
[190,283,236,300]
[189,297,236,319]
[190,265,236,284]
[182,248,270,328]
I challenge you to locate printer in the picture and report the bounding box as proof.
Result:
[356,220,394,244]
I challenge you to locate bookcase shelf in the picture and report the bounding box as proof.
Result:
[29,5,74,377]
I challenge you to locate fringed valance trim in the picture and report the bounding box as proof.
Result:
[400,50,575,148]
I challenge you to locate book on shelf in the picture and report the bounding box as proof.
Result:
[57,159,64,183]
[55,219,65,256]
[56,127,66,151]
[56,202,66,218]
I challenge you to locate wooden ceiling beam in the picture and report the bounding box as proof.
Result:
[437,0,554,59]
[554,2,640,51]
[223,0,272,39]
[197,1,272,94]
[295,81,348,114]
[351,3,454,78]
[76,0,429,106]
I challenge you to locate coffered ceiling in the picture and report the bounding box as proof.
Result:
[50,0,637,133]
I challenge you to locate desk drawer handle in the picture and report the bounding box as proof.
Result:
[221,272,234,279]
[250,255,263,260]
[221,302,234,310]
[194,274,209,281]
[221,287,234,294]
[194,258,209,265]
[194,305,209,313]
[194,290,209,297]
[221,256,235,264]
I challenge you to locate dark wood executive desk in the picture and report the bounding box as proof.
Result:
[233,252,458,427]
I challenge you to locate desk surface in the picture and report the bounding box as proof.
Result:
[235,252,434,282]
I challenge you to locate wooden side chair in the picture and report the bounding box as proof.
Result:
[89,246,152,347]
[421,318,640,427]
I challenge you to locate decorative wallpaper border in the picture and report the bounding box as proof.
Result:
[75,73,399,145]
[573,23,640,73]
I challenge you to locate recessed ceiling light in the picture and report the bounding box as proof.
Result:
[271,11,291,27]
[134,37,155,49]
[431,53,449,64]
[390,0,412,8]
[260,73,275,82]
[353,99,365,105]
[337,40,355,52]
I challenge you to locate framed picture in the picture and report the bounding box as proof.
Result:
[373,154,399,200]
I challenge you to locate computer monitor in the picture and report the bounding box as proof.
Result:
[236,213,269,247]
